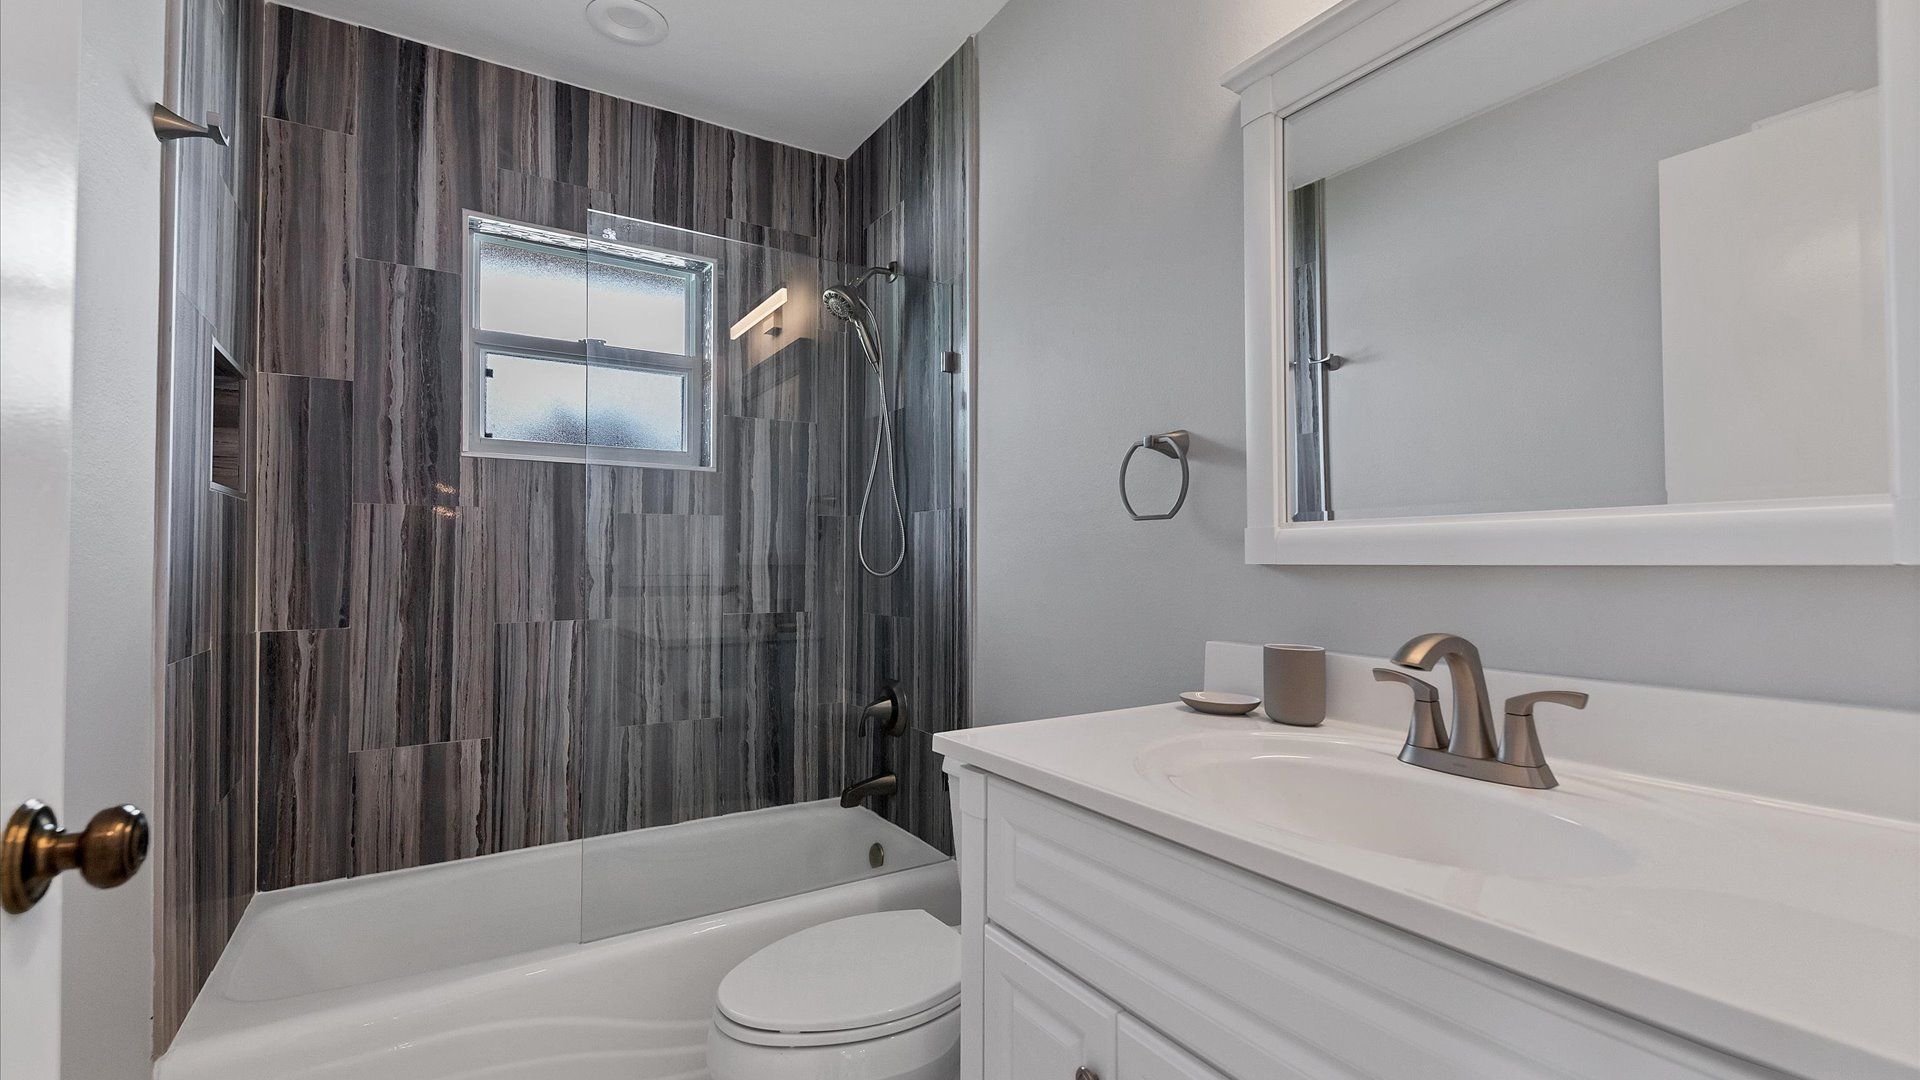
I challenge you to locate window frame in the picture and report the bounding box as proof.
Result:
[461,212,718,471]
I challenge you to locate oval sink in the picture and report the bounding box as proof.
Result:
[1139,733,1634,879]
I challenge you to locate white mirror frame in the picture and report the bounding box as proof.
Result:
[1230,0,1919,565]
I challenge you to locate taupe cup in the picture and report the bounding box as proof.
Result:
[1262,644,1327,726]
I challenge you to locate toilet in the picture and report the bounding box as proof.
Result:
[706,909,962,1080]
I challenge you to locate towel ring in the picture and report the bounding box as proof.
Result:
[1120,430,1190,521]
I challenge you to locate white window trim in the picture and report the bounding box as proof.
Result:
[460,212,718,471]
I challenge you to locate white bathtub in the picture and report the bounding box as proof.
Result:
[157,801,958,1080]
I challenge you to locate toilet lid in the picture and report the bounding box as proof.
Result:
[716,910,960,1034]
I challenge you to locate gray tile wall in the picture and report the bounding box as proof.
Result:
[157,0,264,1052]
[158,3,973,1051]
[155,0,973,1052]
[845,44,977,853]
[248,7,973,896]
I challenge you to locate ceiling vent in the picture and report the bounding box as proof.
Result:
[584,0,669,46]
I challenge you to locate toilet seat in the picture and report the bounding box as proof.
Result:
[706,1004,960,1080]
[714,909,960,1047]
[713,995,960,1048]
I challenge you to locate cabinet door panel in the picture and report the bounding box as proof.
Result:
[1119,1016,1230,1080]
[985,926,1117,1080]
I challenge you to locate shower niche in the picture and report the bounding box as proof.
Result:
[208,341,246,496]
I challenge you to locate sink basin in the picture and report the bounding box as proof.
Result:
[1138,732,1634,878]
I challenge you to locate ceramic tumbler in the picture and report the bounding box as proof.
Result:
[1262,644,1326,726]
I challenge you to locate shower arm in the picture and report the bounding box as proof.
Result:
[844,262,900,291]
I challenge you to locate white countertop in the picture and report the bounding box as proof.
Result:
[934,704,1920,1080]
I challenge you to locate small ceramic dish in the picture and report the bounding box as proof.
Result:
[1179,691,1262,716]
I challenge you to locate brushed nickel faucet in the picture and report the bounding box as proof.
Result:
[1390,633,1497,759]
[1375,633,1588,789]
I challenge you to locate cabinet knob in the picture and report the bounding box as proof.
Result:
[2,800,150,914]
[1076,1069,1100,1080]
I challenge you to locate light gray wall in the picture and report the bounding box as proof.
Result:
[972,0,1920,721]
[1317,0,1877,518]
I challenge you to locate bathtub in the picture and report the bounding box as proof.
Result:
[156,801,958,1080]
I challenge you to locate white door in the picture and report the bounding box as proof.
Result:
[2,0,166,1076]
[983,926,1118,1080]
[0,0,86,1072]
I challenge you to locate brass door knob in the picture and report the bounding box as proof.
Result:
[2,800,149,914]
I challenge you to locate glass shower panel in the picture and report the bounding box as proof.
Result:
[576,209,948,944]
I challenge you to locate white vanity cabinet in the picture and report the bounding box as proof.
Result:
[949,766,1798,1080]
[983,927,1117,1080]
[984,926,1227,1080]
[1118,1017,1233,1080]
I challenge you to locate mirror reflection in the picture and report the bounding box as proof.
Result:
[1283,0,1887,522]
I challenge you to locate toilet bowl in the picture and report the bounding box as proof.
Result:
[706,909,961,1080]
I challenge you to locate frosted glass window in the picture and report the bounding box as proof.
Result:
[474,239,589,343]
[584,364,687,451]
[465,215,713,469]
[588,259,693,356]
[484,353,686,452]
[474,237,694,355]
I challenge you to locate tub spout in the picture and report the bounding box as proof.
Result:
[840,772,897,809]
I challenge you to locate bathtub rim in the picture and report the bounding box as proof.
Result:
[168,801,952,1064]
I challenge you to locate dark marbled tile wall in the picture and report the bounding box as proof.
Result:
[158,0,265,1052]
[153,2,973,1054]
[844,44,976,852]
[250,6,971,892]
[255,373,352,630]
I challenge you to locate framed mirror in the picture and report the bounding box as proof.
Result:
[1229,0,1917,564]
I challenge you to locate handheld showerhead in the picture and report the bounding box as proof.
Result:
[824,287,880,369]
[824,262,898,371]
[823,262,898,321]
[821,285,869,325]
[824,262,906,577]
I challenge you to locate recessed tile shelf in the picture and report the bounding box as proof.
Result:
[210,341,247,496]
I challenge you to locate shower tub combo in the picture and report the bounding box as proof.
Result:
[155,801,957,1080]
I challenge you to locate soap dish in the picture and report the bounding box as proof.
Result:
[1179,691,1261,716]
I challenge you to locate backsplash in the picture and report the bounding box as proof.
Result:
[1201,641,1920,821]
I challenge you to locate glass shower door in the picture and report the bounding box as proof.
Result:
[576,209,946,943]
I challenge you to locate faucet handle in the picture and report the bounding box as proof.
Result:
[1373,667,1438,700]
[1505,690,1589,714]
[1374,668,1446,751]
[1500,690,1588,767]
